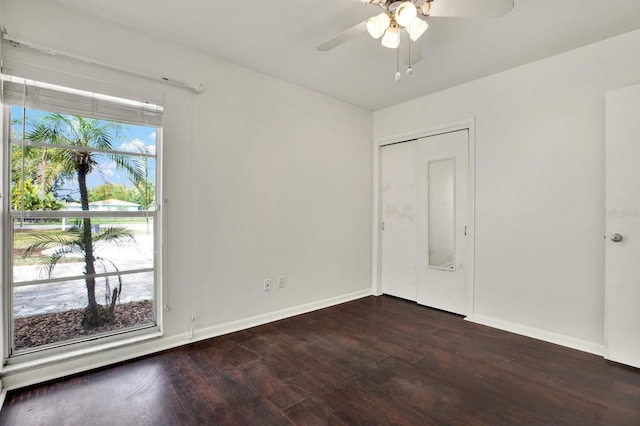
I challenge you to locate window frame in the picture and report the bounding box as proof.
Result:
[1,86,164,361]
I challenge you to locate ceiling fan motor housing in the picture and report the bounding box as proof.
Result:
[364,0,432,15]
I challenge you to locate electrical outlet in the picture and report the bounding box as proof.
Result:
[277,275,286,288]
[263,278,272,292]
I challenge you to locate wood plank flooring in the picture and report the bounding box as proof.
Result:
[1,295,640,425]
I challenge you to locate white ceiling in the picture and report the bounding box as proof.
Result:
[50,0,640,111]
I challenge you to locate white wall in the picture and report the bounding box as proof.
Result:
[0,0,372,388]
[374,29,640,352]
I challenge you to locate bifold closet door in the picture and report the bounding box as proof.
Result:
[380,141,418,301]
[381,130,471,312]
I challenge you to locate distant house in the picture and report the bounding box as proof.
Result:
[62,202,82,211]
[63,199,141,212]
[88,199,141,212]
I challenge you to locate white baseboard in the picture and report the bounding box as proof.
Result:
[190,289,372,342]
[0,388,6,411]
[466,314,605,356]
[1,289,372,392]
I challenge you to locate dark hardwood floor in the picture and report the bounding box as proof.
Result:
[1,295,640,425]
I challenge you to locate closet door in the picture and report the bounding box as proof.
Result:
[380,141,418,301]
[416,130,471,315]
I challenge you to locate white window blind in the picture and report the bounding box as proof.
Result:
[1,75,163,127]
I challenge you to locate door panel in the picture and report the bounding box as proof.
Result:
[381,142,418,301]
[417,130,470,315]
[605,84,640,368]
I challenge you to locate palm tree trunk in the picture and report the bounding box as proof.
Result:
[78,163,100,325]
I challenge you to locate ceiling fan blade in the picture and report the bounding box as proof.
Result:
[428,0,514,18]
[400,31,423,66]
[316,21,368,51]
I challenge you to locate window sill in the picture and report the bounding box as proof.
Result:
[2,329,163,376]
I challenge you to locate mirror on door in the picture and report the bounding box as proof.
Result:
[428,158,456,270]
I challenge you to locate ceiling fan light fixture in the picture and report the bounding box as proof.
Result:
[381,25,400,48]
[366,13,391,39]
[408,17,429,41]
[395,1,417,27]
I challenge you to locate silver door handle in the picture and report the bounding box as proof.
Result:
[611,233,623,243]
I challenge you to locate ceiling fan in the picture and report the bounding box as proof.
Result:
[317,0,515,81]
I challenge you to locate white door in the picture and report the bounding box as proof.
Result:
[381,141,418,301]
[417,130,470,315]
[605,84,640,368]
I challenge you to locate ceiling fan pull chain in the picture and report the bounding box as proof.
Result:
[395,44,401,82]
[407,27,413,75]
[395,29,401,82]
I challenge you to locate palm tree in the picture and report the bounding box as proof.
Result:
[26,113,144,326]
[23,226,136,323]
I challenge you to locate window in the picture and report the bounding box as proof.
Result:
[1,76,162,357]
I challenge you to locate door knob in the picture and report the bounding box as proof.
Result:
[611,233,623,243]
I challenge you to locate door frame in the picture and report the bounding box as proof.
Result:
[372,117,477,317]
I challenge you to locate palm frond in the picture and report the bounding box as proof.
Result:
[41,245,84,277]
[92,226,136,246]
[22,230,83,258]
[26,123,61,144]
[108,153,145,183]
[95,257,123,306]
[87,126,115,151]
[44,113,81,144]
